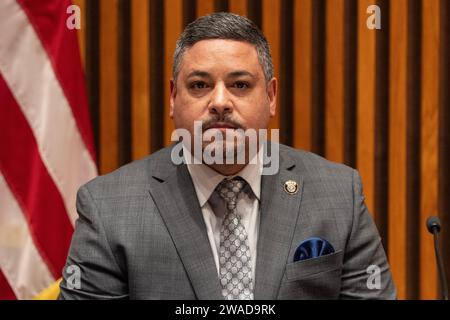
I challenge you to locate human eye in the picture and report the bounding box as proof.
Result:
[189,81,209,90]
[232,81,250,90]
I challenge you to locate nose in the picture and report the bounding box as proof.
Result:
[208,82,233,116]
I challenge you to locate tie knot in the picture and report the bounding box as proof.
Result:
[216,178,246,208]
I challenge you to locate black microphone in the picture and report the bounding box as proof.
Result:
[426,216,449,300]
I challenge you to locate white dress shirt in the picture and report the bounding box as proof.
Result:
[184,146,263,278]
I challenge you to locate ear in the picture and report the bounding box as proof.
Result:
[267,77,277,117]
[169,79,176,118]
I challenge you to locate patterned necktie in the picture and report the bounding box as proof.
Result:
[215,177,254,300]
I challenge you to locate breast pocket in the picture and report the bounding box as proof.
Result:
[285,250,344,281]
[278,250,344,299]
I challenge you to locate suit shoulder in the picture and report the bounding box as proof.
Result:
[279,144,355,181]
[279,143,354,172]
[81,146,173,198]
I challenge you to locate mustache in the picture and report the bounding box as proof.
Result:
[201,116,245,132]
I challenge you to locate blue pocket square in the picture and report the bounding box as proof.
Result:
[293,237,335,262]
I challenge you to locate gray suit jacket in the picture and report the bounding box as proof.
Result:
[59,143,396,299]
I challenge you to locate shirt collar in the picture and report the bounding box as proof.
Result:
[183,145,263,207]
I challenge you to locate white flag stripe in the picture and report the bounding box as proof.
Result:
[0,0,97,225]
[0,173,55,300]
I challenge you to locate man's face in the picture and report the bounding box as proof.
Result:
[170,39,277,158]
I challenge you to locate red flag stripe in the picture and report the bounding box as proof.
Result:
[0,0,97,226]
[0,269,16,300]
[0,74,73,279]
[17,0,96,163]
[0,172,55,299]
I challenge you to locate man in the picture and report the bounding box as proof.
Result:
[59,13,396,299]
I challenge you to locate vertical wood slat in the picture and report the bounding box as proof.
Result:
[325,0,345,163]
[99,0,119,174]
[262,0,281,135]
[279,0,294,146]
[131,0,151,160]
[356,0,377,216]
[84,0,100,158]
[164,0,183,145]
[389,0,408,300]
[420,0,440,300]
[440,0,450,297]
[344,1,357,169]
[310,0,325,156]
[197,0,215,16]
[374,0,390,247]
[229,0,248,16]
[149,0,165,152]
[247,0,262,28]
[117,0,132,166]
[72,0,86,68]
[292,0,312,151]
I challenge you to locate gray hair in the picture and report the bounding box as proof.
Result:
[172,12,273,82]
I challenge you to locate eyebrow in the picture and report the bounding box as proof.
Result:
[227,70,256,79]
[185,70,256,80]
[186,70,210,79]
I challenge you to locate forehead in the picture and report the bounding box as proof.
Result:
[179,39,262,76]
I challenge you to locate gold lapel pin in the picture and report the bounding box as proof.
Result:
[284,180,298,195]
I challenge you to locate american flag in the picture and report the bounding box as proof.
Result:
[0,0,97,299]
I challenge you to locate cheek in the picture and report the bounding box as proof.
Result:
[240,96,270,127]
[249,112,270,128]
[172,94,205,126]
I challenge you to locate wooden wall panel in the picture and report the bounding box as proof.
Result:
[389,0,408,299]
[356,0,377,216]
[77,0,450,299]
[99,0,119,174]
[197,0,215,16]
[262,0,281,136]
[164,0,183,145]
[229,0,248,16]
[131,0,151,160]
[439,0,450,302]
[293,0,313,151]
[325,0,345,163]
[420,0,440,299]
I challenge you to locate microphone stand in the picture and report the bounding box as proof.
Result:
[427,216,449,300]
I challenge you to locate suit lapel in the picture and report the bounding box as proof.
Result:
[254,151,304,299]
[147,144,304,300]
[148,162,223,300]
